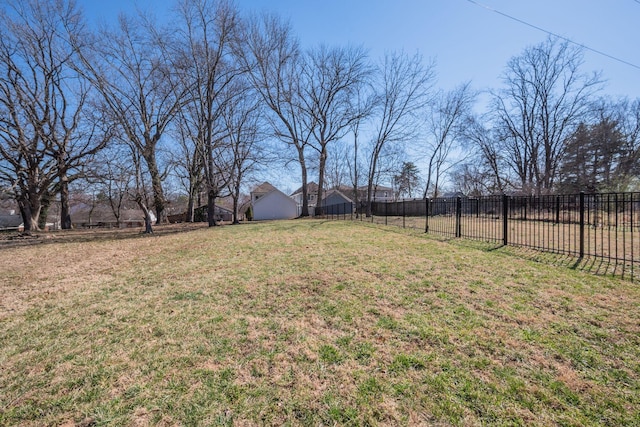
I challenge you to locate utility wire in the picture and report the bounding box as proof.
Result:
[466,0,640,71]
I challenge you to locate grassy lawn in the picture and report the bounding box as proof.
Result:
[1,220,639,426]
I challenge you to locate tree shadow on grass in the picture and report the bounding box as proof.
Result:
[487,245,637,282]
[351,219,638,282]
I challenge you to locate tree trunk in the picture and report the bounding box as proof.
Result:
[353,129,360,218]
[298,147,309,217]
[232,182,240,224]
[315,146,327,216]
[38,191,51,230]
[143,210,154,234]
[142,149,167,225]
[366,152,380,217]
[207,188,218,227]
[366,180,373,217]
[186,177,197,223]
[60,174,72,229]
[186,194,195,223]
[18,196,33,234]
[136,197,154,234]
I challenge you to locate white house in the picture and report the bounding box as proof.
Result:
[251,182,298,220]
[290,182,319,216]
[359,184,394,202]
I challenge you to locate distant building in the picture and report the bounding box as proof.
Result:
[193,204,234,223]
[0,212,23,231]
[70,203,156,229]
[290,182,320,215]
[251,182,298,220]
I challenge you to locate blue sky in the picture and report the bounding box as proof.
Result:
[81,0,640,100]
[79,0,640,192]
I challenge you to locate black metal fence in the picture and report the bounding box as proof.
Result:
[322,192,640,280]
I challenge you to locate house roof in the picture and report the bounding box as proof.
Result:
[322,188,353,204]
[251,181,278,195]
[442,191,466,198]
[254,187,296,206]
[336,185,354,193]
[291,182,318,196]
[357,184,393,192]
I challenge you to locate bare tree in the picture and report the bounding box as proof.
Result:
[73,10,186,224]
[129,142,155,233]
[300,45,371,214]
[490,37,602,195]
[222,79,266,224]
[171,108,204,222]
[0,0,107,231]
[365,51,435,216]
[346,85,375,216]
[462,116,508,194]
[173,0,241,226]
[422,82,475,198]
[45,79,113,230]
[450,162,492,197]
[93,144,135,228]
[240,13,314,216]
[324,143,351,190]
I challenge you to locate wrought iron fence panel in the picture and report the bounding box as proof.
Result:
[338,192,640,280]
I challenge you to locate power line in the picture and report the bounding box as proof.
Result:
[466,0,640,71]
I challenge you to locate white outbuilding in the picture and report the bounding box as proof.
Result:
[251,182,298,221]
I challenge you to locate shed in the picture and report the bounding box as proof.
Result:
[251,184,297,220]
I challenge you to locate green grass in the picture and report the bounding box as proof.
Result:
[1,220,639,426]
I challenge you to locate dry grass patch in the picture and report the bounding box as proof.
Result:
[1,220,639,426]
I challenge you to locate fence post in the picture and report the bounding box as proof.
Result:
[385,201,388,226]
[555,195,560,224]
[579,191,585,258]
[456,197,462,238]
[502,194,509,246]
[425,197,430,233]
[403,200,406,228]
[615,193,619,228]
